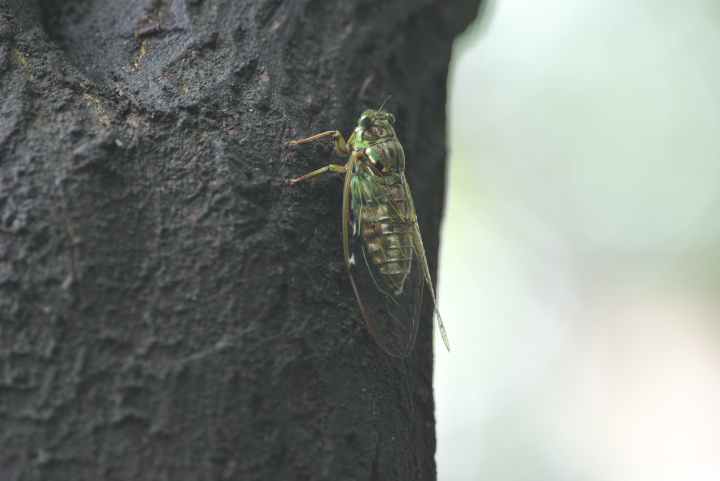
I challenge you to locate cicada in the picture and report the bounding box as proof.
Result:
[285,107,450,358]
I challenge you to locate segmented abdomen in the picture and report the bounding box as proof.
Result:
[356,173,414,296]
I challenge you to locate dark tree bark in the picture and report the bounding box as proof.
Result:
[0,0,480,479]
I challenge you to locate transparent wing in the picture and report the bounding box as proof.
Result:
[406,186,450,352]
[342,157,423,357]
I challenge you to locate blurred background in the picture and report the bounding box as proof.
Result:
[436,1,720,480]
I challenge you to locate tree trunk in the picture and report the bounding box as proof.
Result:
[0,0,481,479]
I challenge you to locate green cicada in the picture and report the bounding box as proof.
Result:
[285,106,450,358]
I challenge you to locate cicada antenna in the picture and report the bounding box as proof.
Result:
[347,97,362,109]
[378,95,392,113]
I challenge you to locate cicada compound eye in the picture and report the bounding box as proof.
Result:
[386,113,395,124]
[358,114,373,128]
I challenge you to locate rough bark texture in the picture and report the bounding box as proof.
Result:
[0,0,480,479]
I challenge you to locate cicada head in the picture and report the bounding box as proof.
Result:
[355,109,398,148]
[357,109,395,130]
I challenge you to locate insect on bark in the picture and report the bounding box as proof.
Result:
[285,105,450,358]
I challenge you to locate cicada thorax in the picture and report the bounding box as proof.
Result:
[359,122,406,173]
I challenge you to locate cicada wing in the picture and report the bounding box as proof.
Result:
[342,160,423,357]
[405,184,451,352]
[346,238,423,357]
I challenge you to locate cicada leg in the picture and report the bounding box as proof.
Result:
[285,163,347,184]
[285,129,353,184]
[285,130,350,157]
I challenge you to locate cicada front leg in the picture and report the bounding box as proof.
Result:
[285,130,350,157]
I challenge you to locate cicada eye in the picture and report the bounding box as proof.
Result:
[358,114,373,128]
[386,113,395,124]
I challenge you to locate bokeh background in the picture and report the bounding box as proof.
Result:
[436,1,720,480]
